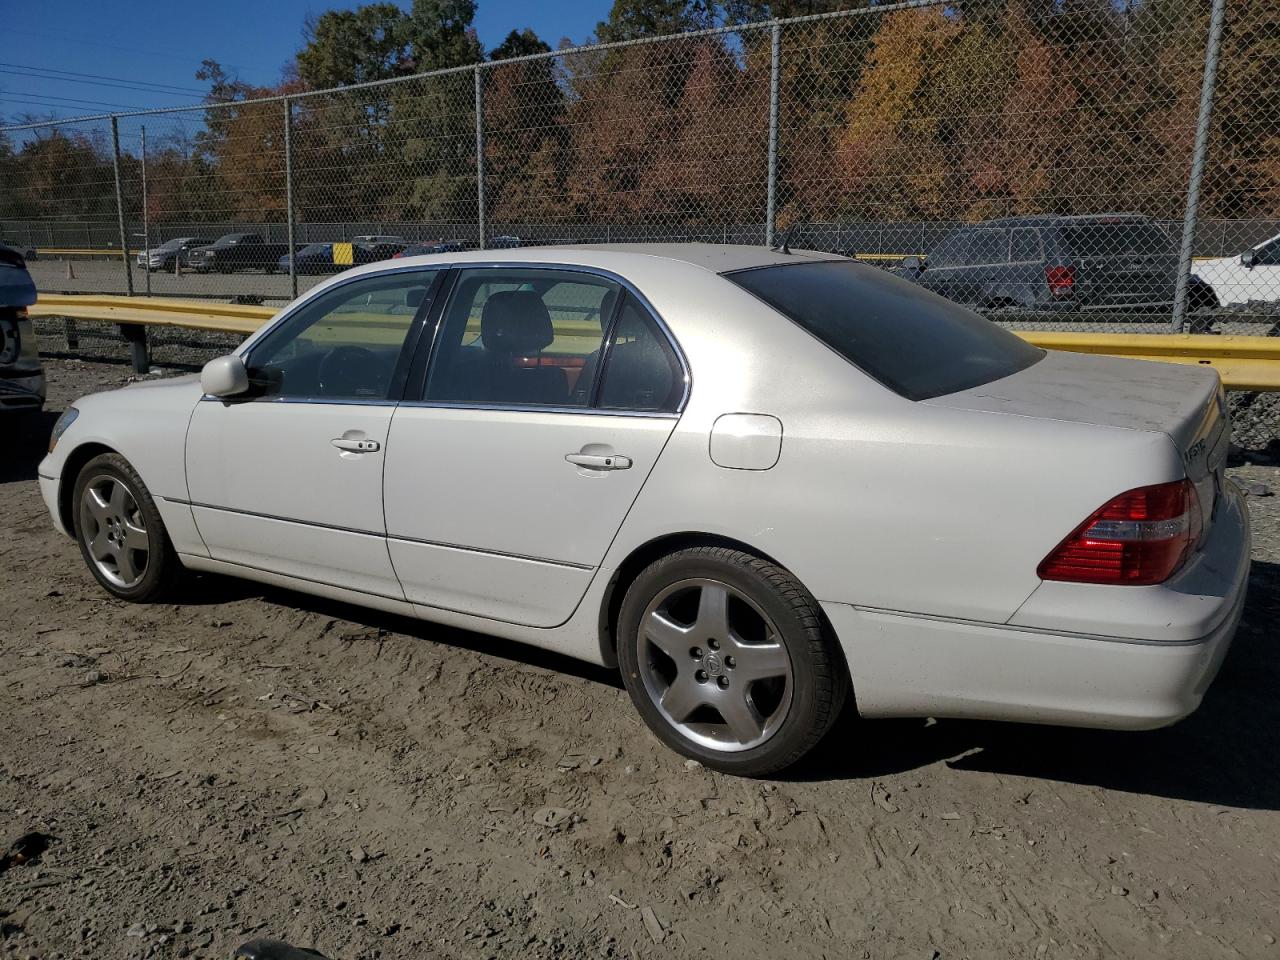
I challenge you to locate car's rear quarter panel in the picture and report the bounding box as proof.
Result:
[605,260,1186,629]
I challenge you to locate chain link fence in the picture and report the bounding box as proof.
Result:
[3,0,1279,444]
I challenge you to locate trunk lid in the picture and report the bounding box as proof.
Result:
[928,350,1229,532]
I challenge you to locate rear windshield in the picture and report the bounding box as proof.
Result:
[1063,222,1173,257]
[726,260,1043,401]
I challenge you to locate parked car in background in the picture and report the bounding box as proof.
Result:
[278,243,337,276]
[1,239,37,261]
[490,235,523,249]
[393,240,466,258]
[187,234,291,274]
[136,237,213,272]
[38,244,1247,776]
[1195,231,1280,308]
[352,236,409,265]
[890,215,1219,316]
[0,244,44,413]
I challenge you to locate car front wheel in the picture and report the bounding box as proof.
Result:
[617,546,848,777]
[72,452,180,602]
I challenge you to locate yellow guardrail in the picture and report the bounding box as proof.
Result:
[1021,332,1280,392]
[30,294,274,335]
[29,293,1280,390]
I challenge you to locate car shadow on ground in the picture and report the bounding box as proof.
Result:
[2,411,58,484]
[794,559,1280,810]
[200,560,1280,811]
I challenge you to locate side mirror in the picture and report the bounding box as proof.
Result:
[1241,250,1258,268]
[201,355,249,398]
[901,255,925,272]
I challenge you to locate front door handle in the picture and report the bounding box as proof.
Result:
[332,437,380,453]
[565,452,632,470]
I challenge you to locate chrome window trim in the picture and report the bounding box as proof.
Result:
[233,259,691,414]
[199,394,398,406]
[396,399,680,419]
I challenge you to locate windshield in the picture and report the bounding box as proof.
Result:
[725,260,1044,401]
[299,243,330,255]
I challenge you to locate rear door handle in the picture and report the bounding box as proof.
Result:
[565,452,632,470]
[332,438,380,452]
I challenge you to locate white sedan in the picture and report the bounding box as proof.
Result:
[38,245,1250,775]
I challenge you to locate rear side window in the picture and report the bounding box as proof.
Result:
[1063,222,1173,257]
[597,296,684,412]
[965,229,1008,265]
[1010,228,1042,263]
[726,260,1044,401]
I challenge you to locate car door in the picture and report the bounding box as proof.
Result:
[383,266,686,628]
[185,268,444,598]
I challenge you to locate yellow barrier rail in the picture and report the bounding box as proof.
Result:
[30,293,1280,390]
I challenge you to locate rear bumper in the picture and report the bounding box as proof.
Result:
[825,484,1250,731]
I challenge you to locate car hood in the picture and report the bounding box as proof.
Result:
[926,349,1222,471]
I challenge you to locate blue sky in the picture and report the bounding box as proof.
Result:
[0,0,611,124]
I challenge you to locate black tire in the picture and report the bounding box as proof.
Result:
[616,546,849,777]
[71,452,181,602]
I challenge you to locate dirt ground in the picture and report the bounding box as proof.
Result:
[3,358,1280,960]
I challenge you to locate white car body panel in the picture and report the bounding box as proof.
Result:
[383,406,675,627]
[38,244,1250,733]
[1194,232,1280,307]
[185,400,402,597]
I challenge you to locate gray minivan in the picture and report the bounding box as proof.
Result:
[892,214,1219,315]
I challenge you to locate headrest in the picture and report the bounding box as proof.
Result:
[481,290,554,355]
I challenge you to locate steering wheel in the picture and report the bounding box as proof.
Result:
[317,344,381,397]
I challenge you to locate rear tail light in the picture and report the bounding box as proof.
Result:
[1037,479,1202,585]
[1046,265,1076,298]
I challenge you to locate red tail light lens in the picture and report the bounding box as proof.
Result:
[1046,265,1076,298]
[1038,480,1201,585]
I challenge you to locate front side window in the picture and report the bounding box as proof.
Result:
[726,260,1043,401]
[425,268,618,407]
[246,270,440,401]
[928,231,967,268]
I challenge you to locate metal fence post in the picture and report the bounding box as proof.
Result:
[475,65,487,250]
[1172,0,1228,331]
[109,115,134,296]
[284,98,298,300]
[765,22,781,249]
[140,125,151,297]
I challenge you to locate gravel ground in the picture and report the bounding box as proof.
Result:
[2,359,1280,960]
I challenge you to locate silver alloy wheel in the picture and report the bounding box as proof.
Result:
[637,577,794,752]
[78,474,149,589]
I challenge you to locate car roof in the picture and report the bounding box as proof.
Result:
[962,214,1157,229]
[338,242,839,280]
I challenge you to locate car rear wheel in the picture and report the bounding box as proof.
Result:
[617,546,848,777]
[72,452,180,602]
